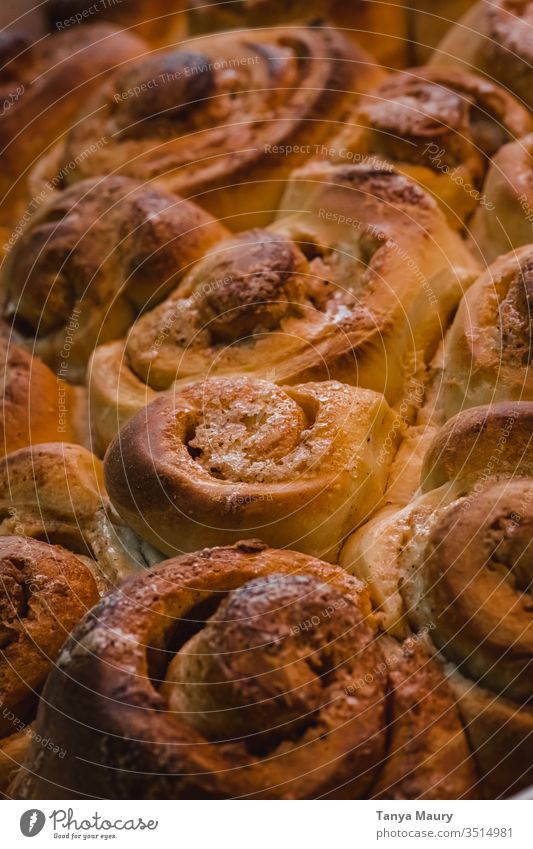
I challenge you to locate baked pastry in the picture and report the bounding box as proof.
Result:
[0,337,82,454]
[0,535,99,793]
[187,0,409,67]
[88,162,479,450]
[438,246,533,419]
[46,1,188,46]
[330,65,532,226]
[0,23,145,226]
[408,1,478,63]
[0,442,157,586]
[341,402,533,796]
[470,134,533,262]
[104,377,400,562]
[1,176,228,383]
[341,401,533,630]
[11,541,478,799]
[30,26,382,229]
[431,1,533,110]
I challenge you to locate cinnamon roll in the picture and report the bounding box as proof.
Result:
[104,377,400,562]
[0,442,156,586]
[431,0,533,111]
[0,535,99,793]
[438,246,533,419]
[331,65,532,226]
[11,541,478,799]
[1,176,227,383]
[0,24,145,226]
[0,337,83,454]
[31,26,381,229]
[341,401,533,628]
[88,162,479,450]
[341,403,533,795]
[404,481,533,797]
[470,134,533,263]
[46,1,188,46]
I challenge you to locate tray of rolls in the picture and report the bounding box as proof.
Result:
[0,0,531,800]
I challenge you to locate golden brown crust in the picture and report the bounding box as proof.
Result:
[332,64,532,225]
[103,377,400,562]
[471,134,533,262]
[37,26,381,228]
[0,535,99,792]
[421,401,533,491]
[432,1,533,110]
[0,337,77,454]
[439,247,533,417]
[2,176,227,383]
[0,442,152,586]
[11,542,476,799]
[88,162,478,450]
[0,24,145,225]
[0,535,99,734]
[405,480,533,795]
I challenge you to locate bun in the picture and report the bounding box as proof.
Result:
[0,338,80,454]
[2,176,227,383]
[0,24,145,226]
[331,65,532,226]
[341,403,533,795]
[11,541,477,799]
[438,249,533,418]
[431,1,533,110]
[470,134,533,262]
[0,535,99,792]
[32,26,381,229]
[104,377,399,562]
[88,162,478,450]
[0,442,157,586]
[405,480,533,796]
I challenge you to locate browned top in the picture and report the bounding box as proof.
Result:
[2,176,227,381]
[0,338,75,454]
[11,542,477,799]
[357,64,531,171]
[414,481,533,702]
[422,402,533,491]
[0,535,99,738]
[54,26,376,199]
[0,24,146,216]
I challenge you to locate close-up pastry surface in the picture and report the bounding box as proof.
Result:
[1,0,533,803]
